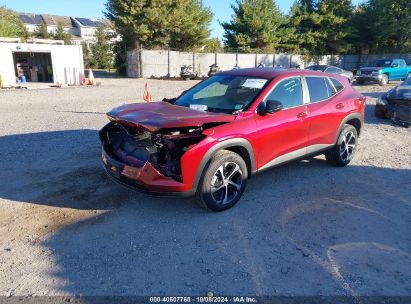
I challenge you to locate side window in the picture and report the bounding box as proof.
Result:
[325,78,336,96]
[330,78,344,92]
[305,77,331,102]
[265,77,303,109]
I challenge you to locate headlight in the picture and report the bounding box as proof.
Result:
[376,96,387,105]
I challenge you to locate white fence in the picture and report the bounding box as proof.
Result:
[127,49,411,78]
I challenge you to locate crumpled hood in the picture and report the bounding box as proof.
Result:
[107,102,235,132]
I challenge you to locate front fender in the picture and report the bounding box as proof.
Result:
[181,137,255,192]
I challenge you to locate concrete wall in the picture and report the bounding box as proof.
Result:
[0,43,84,87]
[126,49,411,78]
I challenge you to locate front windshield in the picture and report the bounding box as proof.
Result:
[175,75,270,114]
[369,60,392,67]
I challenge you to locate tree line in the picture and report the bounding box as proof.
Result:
[2,1,410,72]
[106,0,411,54]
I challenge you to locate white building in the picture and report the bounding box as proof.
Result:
[0,42,84,87]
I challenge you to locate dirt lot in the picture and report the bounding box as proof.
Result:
[0,78,410,297]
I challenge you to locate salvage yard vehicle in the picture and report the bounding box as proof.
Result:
[100,69,366,211]
[180,65,197,80]
[306,65,354,83]
[356,59,411,86]
[375,77,411,127]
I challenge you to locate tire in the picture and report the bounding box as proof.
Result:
[325,124,358,167]
[374,105,386,119]
[379,74,388,86]
[196,150,248,212]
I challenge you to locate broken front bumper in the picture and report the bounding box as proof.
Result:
[384,104,411,127]
[102,148,195,197]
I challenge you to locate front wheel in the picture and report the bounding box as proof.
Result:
[379,74,388,86]
[196,150,248,211]
[325,124,358,167]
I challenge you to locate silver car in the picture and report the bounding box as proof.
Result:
[306,65,354,83]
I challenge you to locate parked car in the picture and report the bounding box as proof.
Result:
[100,69,366,211]
[356,59,411,86]
[375,77,411,127]
[306,65,354,83]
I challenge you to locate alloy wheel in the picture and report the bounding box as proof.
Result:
[210,162,243,204]
[339,131,356,162]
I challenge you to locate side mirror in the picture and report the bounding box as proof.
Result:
[257,100,283,115]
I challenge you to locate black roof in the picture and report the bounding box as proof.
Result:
[76,17,99,27]
[18,14,43,25]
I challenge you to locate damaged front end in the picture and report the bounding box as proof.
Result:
[99,121,205,188]
[385,99,411,128]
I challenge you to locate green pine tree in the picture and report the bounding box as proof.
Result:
[289,0,353,58]
[81,41,93,68]
[221,0,287,52]
[202,38,223,52]
[366,0,411,53]
[105,0,212,50]
[34,22,50,39]
[90,26,113,69]
[53,23,72,44]
[168,0,213,50]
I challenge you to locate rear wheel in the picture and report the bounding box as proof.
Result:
[196,150,247,211]
[325,124,358,167]
[374,105,386,119]
[379,74,388,86]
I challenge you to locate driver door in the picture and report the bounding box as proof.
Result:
[253,76,310,170]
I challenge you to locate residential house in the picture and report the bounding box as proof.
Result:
[17,13,43,33]
[17,13,119,45]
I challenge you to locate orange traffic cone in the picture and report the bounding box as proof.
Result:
[88,68,96,86]
[143,82,152,102]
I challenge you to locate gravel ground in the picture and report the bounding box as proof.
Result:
[0,78,410,297]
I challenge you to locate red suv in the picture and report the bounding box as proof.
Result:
[100,69,366,211]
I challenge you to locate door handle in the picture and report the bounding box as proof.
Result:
[297,112,307,119]
[336,103,344,109]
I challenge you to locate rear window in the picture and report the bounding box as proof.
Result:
[330,78,344,92]
[305,77,330,102]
